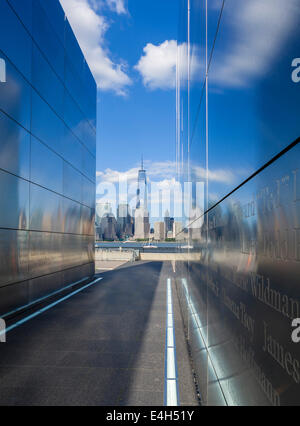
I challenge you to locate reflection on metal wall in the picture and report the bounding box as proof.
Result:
[176,0,300,405]
[0,0,96,314]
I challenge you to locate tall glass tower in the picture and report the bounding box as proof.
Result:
[134,157,150,239]
[136,157,148,210]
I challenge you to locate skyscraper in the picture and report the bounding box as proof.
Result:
[173,221,184,240]
[117,204,133,239]
[154,222,165,241]
[96,202,112,226]
[134,157,150,240]
[136,156,147,210]
[95,202,113,240]
[164,210,174,238]
[100,213,117,241]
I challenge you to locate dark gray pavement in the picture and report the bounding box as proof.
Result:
[0,261,198,406]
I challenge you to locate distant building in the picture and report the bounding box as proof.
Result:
[134,207,150,240]
[154,222,165,241]
[100,213,117,240]
[96,202,112,225]
[134,158,150,240]
[136,156,148,210]
[117,204,133,239]
[164,210,174,238]
[173,222,185,241]
[170,217,174,233]
[188,206,203,240]
[164,210,170,237]
[95,202,114,240]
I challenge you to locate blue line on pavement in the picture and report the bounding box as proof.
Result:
[0,277,103,337]
[1,276,91,319]
[164,278,180,406]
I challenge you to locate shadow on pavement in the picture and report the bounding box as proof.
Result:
[0,262,164,406]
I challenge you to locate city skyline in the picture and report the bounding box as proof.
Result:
[95,160,187,241]
[95,156,198,227]
[95,160,183,241]
[61,0,300,215]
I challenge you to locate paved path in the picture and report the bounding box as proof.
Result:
[0,261,198,406]
[95,259,129,272]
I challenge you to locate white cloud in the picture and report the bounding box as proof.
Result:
[135,1,300,92]
[60,0,131,95]
[135,40,204,90]
[96,161,178,186]
[96,160,235,185]
[96,167,140,184]
[135,40,178,90]
[106,0,127,14]
[192,165,235,185]
[211,0,300,88]
[96,161,238,220]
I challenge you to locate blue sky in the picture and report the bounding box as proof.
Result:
[60,0,180,175]
[59,0,300,222]
[58,0,185,221]
[98,0,180,172]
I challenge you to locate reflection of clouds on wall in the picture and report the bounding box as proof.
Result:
[60,0,131,95]
[210,0,300,88]
[175,1,299,89]
[191,165,235,185]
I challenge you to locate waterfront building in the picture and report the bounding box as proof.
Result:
[96,202,112,226]
[117,204,133,239]
[154,222,165,241]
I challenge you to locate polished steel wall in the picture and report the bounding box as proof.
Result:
[176,0,300,405]
[0,0,96,314]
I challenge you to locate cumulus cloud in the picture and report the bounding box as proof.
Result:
[192,165,235,185]
[96,167,140,184]
[135,40,178,90]
[135,1,299,92]
[60,0,131,95]
[135,40,204,90]
[97,161,177,185]
[96,160,235,185]
[211,0,300,88]
[96,161,239,220]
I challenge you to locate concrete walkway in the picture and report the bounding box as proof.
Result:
[95,259,129,272]
[0,261,198,406]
